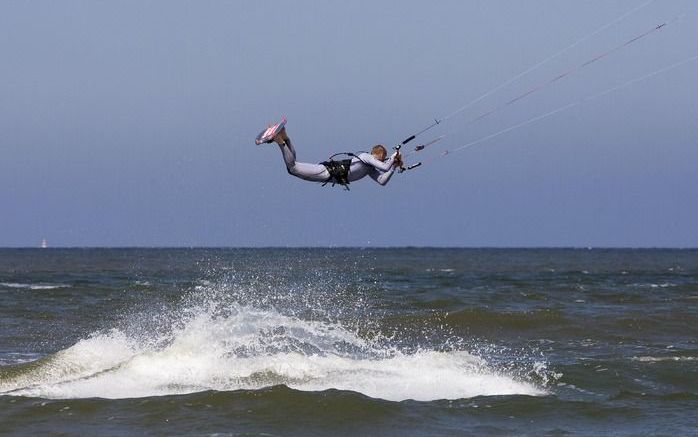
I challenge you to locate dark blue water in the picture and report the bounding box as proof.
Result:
[1,248,697,435]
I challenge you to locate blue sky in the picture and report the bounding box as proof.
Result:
[2,0,697,247]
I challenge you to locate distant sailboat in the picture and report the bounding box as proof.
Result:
[41,238,48,249]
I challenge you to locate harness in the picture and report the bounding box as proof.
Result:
[320,158,353,189]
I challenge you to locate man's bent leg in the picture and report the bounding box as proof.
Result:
[277,138,329,182]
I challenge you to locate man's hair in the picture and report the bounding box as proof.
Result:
[371,145,387,157]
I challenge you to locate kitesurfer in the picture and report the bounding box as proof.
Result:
[267,126,403,188]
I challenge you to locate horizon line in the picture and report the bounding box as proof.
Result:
[1,246,697,250]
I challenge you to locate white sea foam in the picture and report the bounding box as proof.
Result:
[631,356,697,363]
[631,283,676,289]
[1,303,544,401]
[0,282,71,290]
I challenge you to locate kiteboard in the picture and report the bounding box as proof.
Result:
[255,117,287,145]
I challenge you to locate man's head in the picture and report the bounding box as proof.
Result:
[371,145,387,161]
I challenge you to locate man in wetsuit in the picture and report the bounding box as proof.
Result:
[271,127,403,187]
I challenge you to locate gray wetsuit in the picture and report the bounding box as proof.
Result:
[278,139,396,186]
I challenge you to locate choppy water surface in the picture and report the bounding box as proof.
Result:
[0,248,697,435]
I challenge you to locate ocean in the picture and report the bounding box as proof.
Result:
[0,248,696,435]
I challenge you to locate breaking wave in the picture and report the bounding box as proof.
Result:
[0,281,547,401]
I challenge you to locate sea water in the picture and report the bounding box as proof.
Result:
[1,248,696,435]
